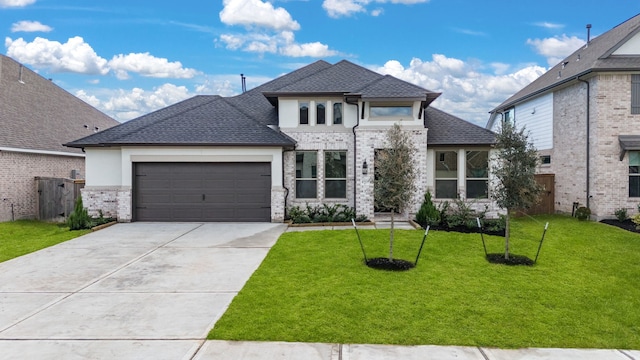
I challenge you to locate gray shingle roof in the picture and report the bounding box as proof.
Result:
[425,107,495,145]
[0,55,118,154]
[66,59,486,149]
[491,14,640,113]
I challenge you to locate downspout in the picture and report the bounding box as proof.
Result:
[347,98,361,211]
[577,76,590,209]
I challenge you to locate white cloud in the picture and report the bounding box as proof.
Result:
[526,34,585,66]
[218,30,336,58]
[11,20,53,33]
[219,0,300,31]
[375,56,546,126]
[533,22,564,29]
[5,36,109,75]
[108,53,199,80]
[0,0,35,7]
[322,0,429,18]
[78,84,192,122]
[281,42,338,57]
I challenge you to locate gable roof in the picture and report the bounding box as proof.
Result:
[491,13,640,114]
[0,55,118,155]
[425,107,495,146]
[66,59,486,149]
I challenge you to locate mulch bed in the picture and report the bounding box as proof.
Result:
[600,219,640,234]
[486,253,534,266]
[366,257,415,271]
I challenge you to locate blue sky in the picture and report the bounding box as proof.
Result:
[2,0,640,125]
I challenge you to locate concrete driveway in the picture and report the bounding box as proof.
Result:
[0,222,286,360]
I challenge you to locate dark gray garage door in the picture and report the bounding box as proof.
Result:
[134,162,271,222]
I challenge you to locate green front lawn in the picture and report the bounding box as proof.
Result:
[209,215,640,349]
[0,220,90,263]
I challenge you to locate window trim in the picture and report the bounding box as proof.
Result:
[324,150,347,199]
[630,150,640,197]
[299,101,309,125]
[295,151,317,199]
[435,150,458,199]
[465,150,489,199]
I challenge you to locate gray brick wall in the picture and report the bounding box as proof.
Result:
[0,151,84,221]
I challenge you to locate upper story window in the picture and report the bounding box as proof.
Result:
[503,108,515,125]
[370,102,413,118]
[630,151,640,197]
[466,151,489,199]
[299,102,309,125]
[333,103,343,124]
[631,75,640,115]
[435,150,458,198]
[317,102,326,125]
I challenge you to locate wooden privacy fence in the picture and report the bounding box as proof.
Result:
[35,177,85,222]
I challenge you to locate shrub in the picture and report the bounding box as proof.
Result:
[575,206,591,221]
[444,198,487,229]
[484,215,506,233]
[67,196,92,230]
[287,204,367,224]
[415,191,440,227]
[614,208,628,222]
[632,214,640,230]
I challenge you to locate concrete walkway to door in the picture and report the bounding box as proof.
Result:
[0,222,287,359]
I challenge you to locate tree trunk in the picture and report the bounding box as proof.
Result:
[504,210,510,260]
[389,209,395,261]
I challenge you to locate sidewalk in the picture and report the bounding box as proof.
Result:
[194,341,639,359]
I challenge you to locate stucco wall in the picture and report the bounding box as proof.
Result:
[0,150,84,221]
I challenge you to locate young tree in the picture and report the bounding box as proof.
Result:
[491,121,543,259]
[374,124,417,260]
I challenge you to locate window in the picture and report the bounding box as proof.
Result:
[435,151,458,198]
[370,104,412,117]
[630,151,640,197]
[299,102,309,125]
[632,75,640,115]
[503,108,515,125]
[333,102,343,124]
[316,102,326,125]
[466,151,489,199]
[296,151,317,198]
[325,151,347,198]
[540,155,551,165]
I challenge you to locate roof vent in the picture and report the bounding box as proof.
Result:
[576,54,581,62]
[557,71,562,79]
[240,73,247,93]
[562,61,569,69]
[18,64,25,84]
[586,24,592,47]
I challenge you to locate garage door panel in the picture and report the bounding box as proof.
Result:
[134,162,271,222]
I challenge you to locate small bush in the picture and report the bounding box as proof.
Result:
[287,204,367,224]
[484,215,506,233]
[415,191,440,227]
[444,198,487,229]
[614,208,628,222]
[632,214,640,230]
[67,196,92,230]
[575,206,591,221]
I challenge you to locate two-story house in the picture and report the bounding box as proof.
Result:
[486,14,640,220]
[66,60,496,223]
[0,55,118,222]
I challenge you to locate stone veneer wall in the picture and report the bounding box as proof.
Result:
[549,74,640,219]
[0,151,84,221]
[590,74,640,218]
[82,187,132,222]
[551,81,589,215]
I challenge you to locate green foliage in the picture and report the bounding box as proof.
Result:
[614,208,628,222]
[575,206,591,221]
[287,204,367,224]
[67,196,93,230]
[373,124,417,214]
[632,213,640,230]
[444,198,479,229]
[415,191,440,227]
[484,215,506,233]
[0,220,90,263]
[209,215,640,348]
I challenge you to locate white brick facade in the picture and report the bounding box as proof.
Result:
[533,74,640,219]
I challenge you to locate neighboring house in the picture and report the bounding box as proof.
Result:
[486,14,640,220]
[66,60,496,223]
[0,55,119,222]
